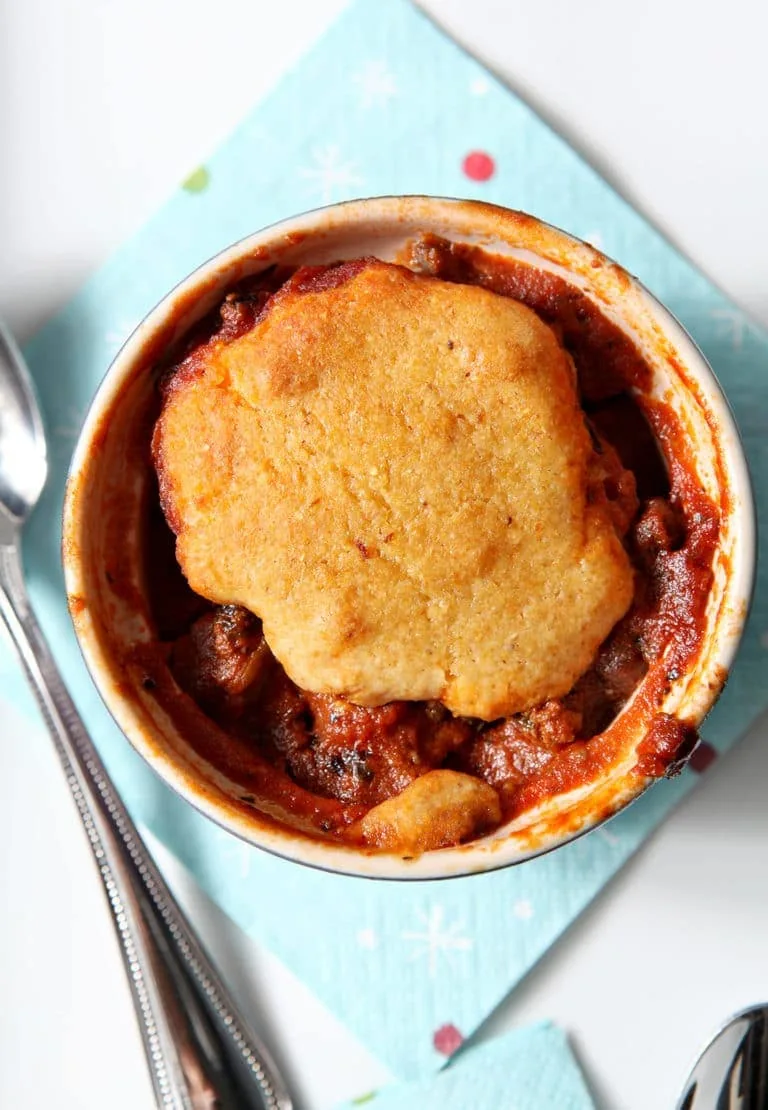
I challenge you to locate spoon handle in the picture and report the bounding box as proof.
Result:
[0,536,293,1110]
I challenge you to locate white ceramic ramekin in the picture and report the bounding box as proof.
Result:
[62,197,755,880]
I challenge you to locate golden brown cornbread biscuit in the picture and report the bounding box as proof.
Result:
[360,770,502,852]
[154,260,634,720]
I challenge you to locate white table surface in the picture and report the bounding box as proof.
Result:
[2,2,767,1107]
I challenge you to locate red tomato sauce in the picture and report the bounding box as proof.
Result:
[135,237,719,844]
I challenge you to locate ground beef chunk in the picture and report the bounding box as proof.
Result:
[589,432,639,537]
[287,695,473,807]
[593,629,649,706]
[557,495,690,735]
[218,294,269,341]
[562,669,615,739]
[170,605,271,711]
[458,701,580,805]
[634,498,686,562]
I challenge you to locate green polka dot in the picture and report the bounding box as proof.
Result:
[351,1093,378,1105]
[182,166,210,193]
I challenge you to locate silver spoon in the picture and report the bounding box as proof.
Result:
[0,320,294,1110]
[677,1005,768,1109]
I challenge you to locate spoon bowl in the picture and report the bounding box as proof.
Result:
[677,1005,768,1109]
[0,323,47,525]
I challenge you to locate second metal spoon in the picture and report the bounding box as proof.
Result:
[677,1005,768,1110]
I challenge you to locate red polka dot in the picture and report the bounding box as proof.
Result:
[462,151,495,182]
[689,740,718,773]
[433,1023,465,1056]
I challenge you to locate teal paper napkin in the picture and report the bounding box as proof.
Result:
[335,1024,596,1110]
[2,0,766,1082]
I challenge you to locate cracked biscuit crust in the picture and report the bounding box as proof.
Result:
[153,259,633,720]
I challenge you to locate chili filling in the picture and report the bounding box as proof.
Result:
[141,234,719,845]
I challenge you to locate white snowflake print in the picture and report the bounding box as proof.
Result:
[512,899,534,921]
[469,75,490,97]
[299,145,363,206]
[105,317,140,356]
[711,307,757,351]
[356,927,378,950]
[401,905,473,978]
[598,825,621,847]
[54,403,84,444]
[352,59,398,110]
